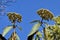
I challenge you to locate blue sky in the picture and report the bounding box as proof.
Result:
[0,0,60,40]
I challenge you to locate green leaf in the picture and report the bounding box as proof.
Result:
[32,38,35,40]
[2,26,13,36]
[35,37,39,40]
[28,22,41,36]
[35,35,40,40]
[30,20,40,23]
[36,31,42,38]
[17,26,22,31]
[15,33,20,40]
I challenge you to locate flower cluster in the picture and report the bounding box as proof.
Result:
[37,9,54,20]
[7,12,22,23]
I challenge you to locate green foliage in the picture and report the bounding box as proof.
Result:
[45,24,60,40]
[35,35,40,40]
[52,16,60,25]
[28,21,42,40]
[44,16,60,40]
[2,12,22,40]
[2,26,13,36]
[28,22,41,36]
[1,9,60,40]
[28,9,60,40]
[36,31,42,38]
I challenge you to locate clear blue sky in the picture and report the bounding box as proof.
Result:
[0,0,60,40]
